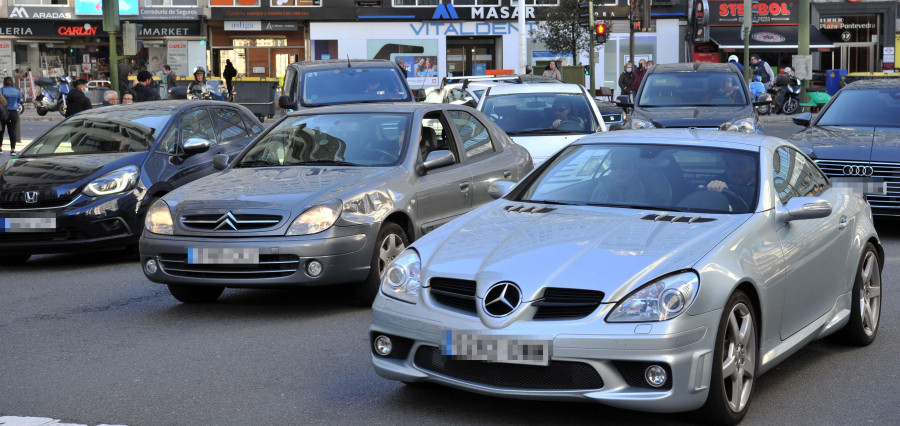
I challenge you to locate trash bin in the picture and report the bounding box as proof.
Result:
[232,77,279,121]
[825,69,847,95]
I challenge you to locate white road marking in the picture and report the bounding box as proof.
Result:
[0,416,125,426]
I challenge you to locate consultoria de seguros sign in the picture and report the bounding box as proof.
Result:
[709,1,797,26]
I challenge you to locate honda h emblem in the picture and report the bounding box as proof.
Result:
[24,191,39,204]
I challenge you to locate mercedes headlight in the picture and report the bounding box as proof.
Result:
[145,199,174,235]
[380,249,421,304]
[728,118,756,134]
[286,200,342,236]
[83,165,139,197]
[631,118,656,129]
[607,271,699,322]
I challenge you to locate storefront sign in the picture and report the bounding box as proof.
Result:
[709,0,796,26]
[818,15,878,43]
[75,0,139,16]
[167,42,189,75]
[210,2,351,20]
[410,21,537,36]
[139,22,202,38]
[58,24,99,36]
[751,32,786,43]
[0,22,106,37]
[263,22,299,31]
[7,6,74,20]
[0,42,14,76]
[138,6,204,20]
[467,6,535,20]
[226,21,263,31]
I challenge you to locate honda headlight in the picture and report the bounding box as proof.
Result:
[631,118,656,129]
[145,199,174,235]
[380,249,421,304]
[607,271,699,322]
[286,200,342,236]
[83,165,139,197]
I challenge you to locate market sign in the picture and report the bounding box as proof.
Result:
[708,0,797,26]
[138,22,202,37]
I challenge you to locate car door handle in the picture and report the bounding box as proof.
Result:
[503,170,512,178]
[838,216,849,230]
[459,181,471,192]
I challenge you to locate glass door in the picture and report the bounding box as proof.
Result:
[446,37,498,77]
[446,47,466,77]
[838,43,876,73]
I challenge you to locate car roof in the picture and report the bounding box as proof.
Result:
[649,62,741,74]
[574,129,787,152]
[73,100,230,117]
[289,59,397,71]
[284,102,462,116]
[843,79,900,90]
[484,83,586,95]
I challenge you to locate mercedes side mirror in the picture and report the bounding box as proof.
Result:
[182,138,211,156]
[488,181,516,200]
[278,95,297,110]
[777,197,832,223]
[213,154,230,171]
[792,112,813,127]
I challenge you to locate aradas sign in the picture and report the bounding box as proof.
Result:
[709,0,797,26]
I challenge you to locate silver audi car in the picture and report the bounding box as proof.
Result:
[370,129,881,424]
[140,103,532,304]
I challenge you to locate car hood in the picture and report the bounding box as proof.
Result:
[633,107,751,128]
[508,134,586,165]
[790,125,900,162]
[419,202,749,304]
[0,153,145,202]
[168,166,394,213]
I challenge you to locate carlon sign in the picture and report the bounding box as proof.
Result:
[709,1,797,26]
[58,24,98,36]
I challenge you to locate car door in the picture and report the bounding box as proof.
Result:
[169,107,221,187]
[445,109,513,207]
[211,106,255,158]
[413,110,473,236]
[774,145,850,339]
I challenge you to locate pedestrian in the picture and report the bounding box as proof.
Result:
[101,90,119,106]
[117,63,133,95]
[750,54,775,89]
[525,65,533,75]
[618,62,634,96]
[543,60,562,80]
[65,79,92,118]
[631,59,647,94]
[727,55,744,74]
[223,59,237,100]
[1,77,23,154]
[163,64,178,89]
[132,70,160,102]
[122,91,135,104]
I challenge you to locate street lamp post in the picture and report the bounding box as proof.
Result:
[102,0,121,96]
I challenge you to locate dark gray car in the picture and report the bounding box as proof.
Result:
[140,103,533,304]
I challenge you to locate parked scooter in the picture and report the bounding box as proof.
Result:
[773,71,801,115]
[32,76,72,117]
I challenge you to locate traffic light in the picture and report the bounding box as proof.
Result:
[595,23,608,45]
[584,65,590,76]
[578,2,592,29]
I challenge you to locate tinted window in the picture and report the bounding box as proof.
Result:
[447,110,495,160]
[238,113,411,167]
[816,88,900,127]
[639,72,748,106]
[213,108,249,142]
[181,109,217,145]
[519,144,758,214]
[773,146,829,204]
[301,67,410,106]
[20,114,164,157]
[481,93,598,135]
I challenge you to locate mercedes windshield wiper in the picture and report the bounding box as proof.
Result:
[583,203,687,212]
[237,160,281,168]
[506,128,578,135]
[294,160,361,167]
[518,199,575,206]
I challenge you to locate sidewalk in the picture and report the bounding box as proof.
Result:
[18,105,64,122]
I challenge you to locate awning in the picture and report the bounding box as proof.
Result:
[711,26,835,50]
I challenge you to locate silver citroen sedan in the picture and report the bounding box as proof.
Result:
[140,103,532,304]
[370,129,882,424]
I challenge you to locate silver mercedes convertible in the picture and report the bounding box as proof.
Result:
[370,129,882,424]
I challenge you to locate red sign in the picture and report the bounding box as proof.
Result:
[709,1,797,26]
[58,25,98,36]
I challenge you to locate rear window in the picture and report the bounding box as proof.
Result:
[301,67,410,106]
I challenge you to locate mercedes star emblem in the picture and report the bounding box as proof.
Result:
[483,282,522,317]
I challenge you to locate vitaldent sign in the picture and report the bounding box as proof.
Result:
[410,21,536,36]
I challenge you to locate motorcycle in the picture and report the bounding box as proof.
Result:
[32,76,72,117]
[773,74,801,115]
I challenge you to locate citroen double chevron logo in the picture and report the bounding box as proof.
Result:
[10,6,29,18]
[214,212,240,231]
[432,3,459,20]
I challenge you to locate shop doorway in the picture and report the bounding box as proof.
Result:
[821,43,877,73]
[446,37,498,77]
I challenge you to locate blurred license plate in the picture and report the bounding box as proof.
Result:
[188,247,259,265]
[442,330,550,366]
[831,177,887,195]
[0,216,56,232]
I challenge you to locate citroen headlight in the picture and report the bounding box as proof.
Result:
[607,271,699,322]
[729,118,756,134]
[631,118,656,129]
[380,249,421,304]
[145,199,174,235]
[286,200,342,236]
[83,165,139,197]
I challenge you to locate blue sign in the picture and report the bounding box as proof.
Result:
[432,4,460,20]
[75,0,139,16]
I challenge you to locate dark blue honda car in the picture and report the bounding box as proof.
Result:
[0,101,261,265]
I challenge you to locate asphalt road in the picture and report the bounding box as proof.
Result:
[6,119,895,426]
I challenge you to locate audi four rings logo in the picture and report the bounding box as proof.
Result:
[842,165,874,177]
[483,282,522,317]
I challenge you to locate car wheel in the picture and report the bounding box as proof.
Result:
[830,243,881,346]
[0,254,31,266]
[167,284,224,304]
[782,98,799,115]
[701,291,757,425]
[17,103,24,115]
[350,222,409,306]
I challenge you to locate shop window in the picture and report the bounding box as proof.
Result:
[511,0,560,6]
[393,0,500,5]
[270,0,321,5]
[392,0,439,6]
[144,0,198,6]
[446,0,501,5]
[14,0,67,5]
[232,38,288,47]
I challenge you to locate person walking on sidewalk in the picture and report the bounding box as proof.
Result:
[223,59,237,101]
[132,71,161,102]
[1,77,23,154]
[542,60,562,81]
[618,62,634,97]
[65,79,93,118]
[164,65,178,90]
